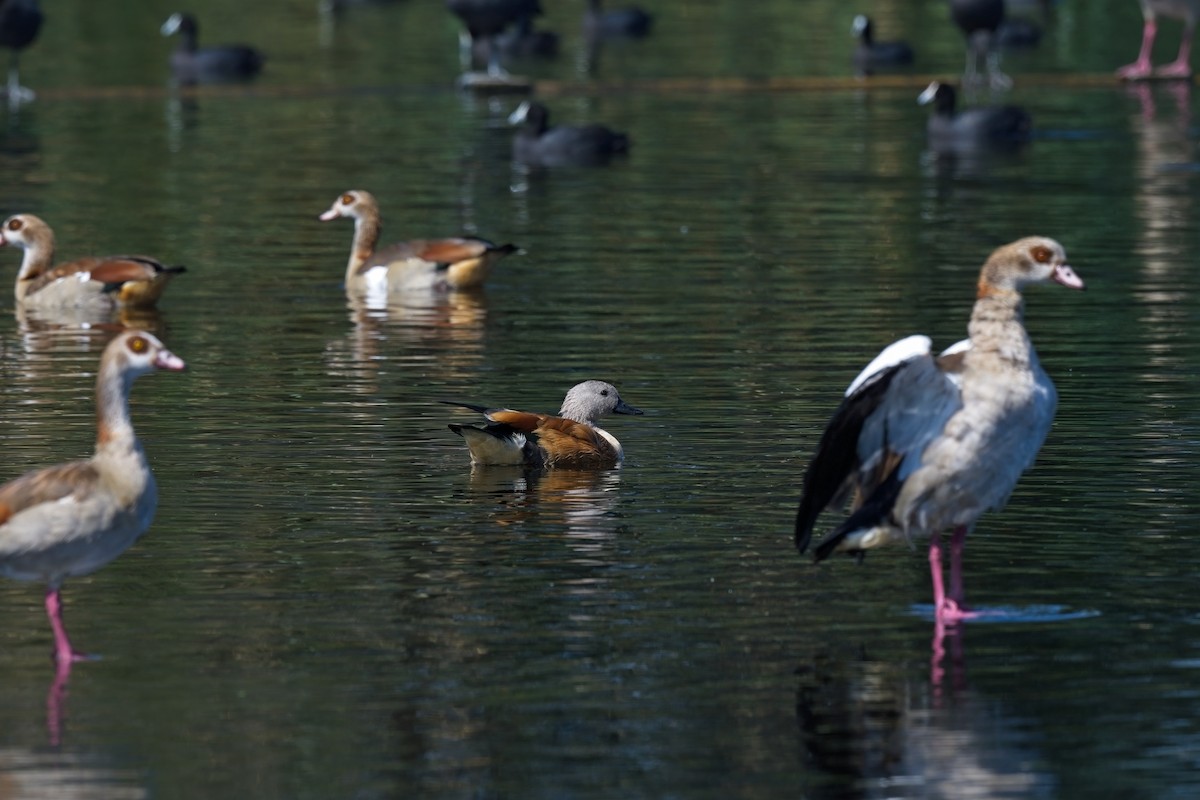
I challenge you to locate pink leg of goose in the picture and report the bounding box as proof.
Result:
[1156,21,1196,77]
[929,529,975,624]
[1117,19,1157,79]
[949,525,969,607]
[45,588,88,664]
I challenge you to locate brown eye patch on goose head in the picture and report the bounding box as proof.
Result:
[6,218,23,232]
[129,335,149,354]
[1031,245,1053,264]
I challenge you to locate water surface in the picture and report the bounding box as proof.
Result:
[0,1,1198,798]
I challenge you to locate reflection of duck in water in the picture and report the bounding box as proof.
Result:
[0,213,185,317]
[319,190,516,300]
[445,380,643,469]
[465,467,624,540]
[794,237,1084,624]
[0,331,185,665]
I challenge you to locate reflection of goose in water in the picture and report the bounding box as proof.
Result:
[322,290,489,400]
[1125,82,1195,486]
[795,237,1084,624]
[0,724,149,787]
[795,639,1055,798]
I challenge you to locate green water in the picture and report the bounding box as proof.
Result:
[0,1,1198,797]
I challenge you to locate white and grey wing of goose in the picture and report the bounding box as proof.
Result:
[795,335,967,553]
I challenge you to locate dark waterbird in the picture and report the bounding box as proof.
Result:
[160,12,264,83]
[794,237,1084,625]
[851,14,914,75]
[584,0,653,39]
[949,0,1010,88]
[447,0,543,77]
[508,100,630,167]
[0,0,42,103]
[918,80,1031,154]
[467,9,558,67]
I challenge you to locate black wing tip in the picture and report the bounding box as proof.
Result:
[439,399,489,414]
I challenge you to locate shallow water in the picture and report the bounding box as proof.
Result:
[0,1,1198,798]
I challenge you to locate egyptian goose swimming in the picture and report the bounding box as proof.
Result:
[0,0,42,103]
[319,190,516,297]
[445,380,643,469]
[160,12,264,83]
[918,81,1031,152]
[0,214,186,314]
[852,14,915,75]
[950,0,1010,89]
[794,237,1084,624]
[1117,0,1200,79]
[508,101,631,168]
[0,330,185,663]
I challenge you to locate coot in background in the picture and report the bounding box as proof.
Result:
[509,100,631,167]
[918,80,1031,155]
[160,12,264,84]
[851,14,914,75]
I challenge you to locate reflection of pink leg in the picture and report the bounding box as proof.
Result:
[45,588,89,664]
[1156,24,1195,78]
[1117,19,1157,79]
[46,657,72,748]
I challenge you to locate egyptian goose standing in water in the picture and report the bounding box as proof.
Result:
[794,237,1084,624]
[319,190,516,298]
[0,214,186,314]
[445,380,643,468]
[0,331,185,663]
[1117,0,1200,79]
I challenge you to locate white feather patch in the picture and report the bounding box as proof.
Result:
[846,335,932,397]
